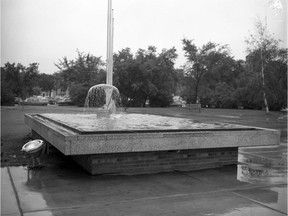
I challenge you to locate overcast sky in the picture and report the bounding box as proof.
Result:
[1,0,287,74]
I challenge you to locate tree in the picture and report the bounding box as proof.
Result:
[55,50,106,105]
[233,60,263,109]
[1,79,15,105]
[1,63,24,99]
[245,18,281,113]
[211,82,238,108]
[38,74,55,97]
[53,72,67,92]
[113,46,178,107]
[265,49,287,110]
[113,48,141,106]
[174,69,186,97]
[149,47,178,107]
[55,50,106,87]
[69,83,90,106]
[22,63,40,97]
[1,62,39,99]
[182,39,231,104]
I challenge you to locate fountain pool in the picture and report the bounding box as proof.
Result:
[36,113,257,133]
[24,111,280,174]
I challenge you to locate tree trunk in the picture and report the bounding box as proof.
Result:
[142,98,146,107]
[194,84,199,104]
[260,48,269,113]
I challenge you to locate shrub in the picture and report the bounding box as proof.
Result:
[69,83,90,107]
[149,90,173,107]
[1,83,15,106]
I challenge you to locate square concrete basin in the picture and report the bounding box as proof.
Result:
[24,113,280,174]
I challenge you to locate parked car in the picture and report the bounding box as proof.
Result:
[45,97,57,105]
[57,98,74,106]
[20,97,48,106]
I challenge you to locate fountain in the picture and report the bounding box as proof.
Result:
[24,97,280,174]
[84,84,121,117]
[23,0,280,174]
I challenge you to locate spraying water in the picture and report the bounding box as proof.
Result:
[84,84,121,117]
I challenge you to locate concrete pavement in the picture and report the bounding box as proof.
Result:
[1,144,287,216]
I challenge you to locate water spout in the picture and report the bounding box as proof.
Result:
[84,84,120,117]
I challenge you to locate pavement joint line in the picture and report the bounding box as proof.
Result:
[175,170,212,185]
[22,184,288,215]
[20,190,234,214]
[7,166,24,216]
[231,191,287,215]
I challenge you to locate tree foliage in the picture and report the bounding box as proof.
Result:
[1,37,286,110]
[180,32,287,111]
[1,62,40,104]
[38,73,55,97]
[245,18,283,112]
[55,50,106,87]
[113,46,178,107]
[69,83,91,107]
[181,39,239,107]
[55,50,106,106]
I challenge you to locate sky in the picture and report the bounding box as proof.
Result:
[1,0,287,74]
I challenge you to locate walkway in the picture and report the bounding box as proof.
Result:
[2,145,287,216]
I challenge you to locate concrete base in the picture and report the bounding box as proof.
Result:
[26,113,280,175]
[72,148,238,175]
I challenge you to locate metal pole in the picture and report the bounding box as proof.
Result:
[111,9,114,84]
[106,0,112,85]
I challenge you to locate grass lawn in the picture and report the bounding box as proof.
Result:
[1,105,287,167]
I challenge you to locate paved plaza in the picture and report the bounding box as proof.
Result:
[2,144,287,216]
[1,106,287,215]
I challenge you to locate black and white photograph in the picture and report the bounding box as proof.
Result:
[1,0,287,215]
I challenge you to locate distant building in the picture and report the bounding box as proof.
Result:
[40,88,69,98]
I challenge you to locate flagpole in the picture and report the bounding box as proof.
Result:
[111,9,114,83]
[106,0,113,85]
